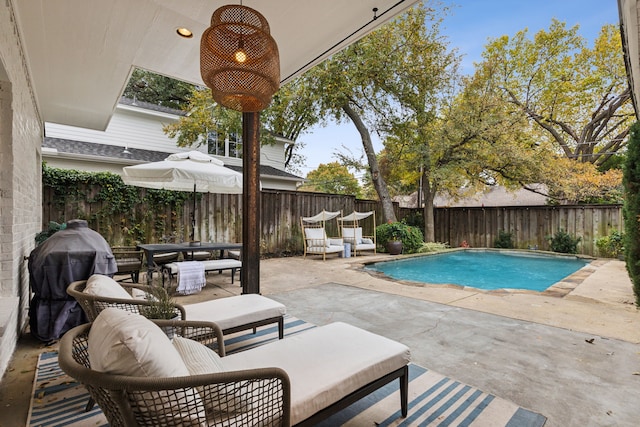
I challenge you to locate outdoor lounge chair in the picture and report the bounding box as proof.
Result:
[339,211,377,257]
[59,307,410,426]
[67,275,286,338]
[300,210,344,260]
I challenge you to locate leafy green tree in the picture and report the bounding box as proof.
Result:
[163,76,321,173]
[479,22,634,167]
[623,122,640,306]
[123,68,194,110]
[307,3,458,223]
[299,162,362,197]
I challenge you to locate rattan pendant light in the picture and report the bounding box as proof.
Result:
[200,4,280,112]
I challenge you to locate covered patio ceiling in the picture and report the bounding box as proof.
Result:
[14,0,420,131]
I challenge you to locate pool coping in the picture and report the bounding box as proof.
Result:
[356,248,599,298]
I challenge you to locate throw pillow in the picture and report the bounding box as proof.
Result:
[83,274,132,299]
[173,336,251,416]
[88,308,206,425]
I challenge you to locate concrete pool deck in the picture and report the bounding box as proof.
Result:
[1,254,639,426]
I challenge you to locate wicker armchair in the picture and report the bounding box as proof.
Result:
[58,320,291,427]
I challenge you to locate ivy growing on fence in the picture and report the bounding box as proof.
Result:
[42,163,192,244]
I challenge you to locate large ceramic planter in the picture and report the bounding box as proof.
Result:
[386,240,403,255]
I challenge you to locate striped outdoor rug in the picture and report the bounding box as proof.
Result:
[28,316,546,426]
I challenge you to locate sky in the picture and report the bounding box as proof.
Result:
[296,0,621,178]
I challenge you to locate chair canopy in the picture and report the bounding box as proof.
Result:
[339,211,374,223]
[302,210,341,224]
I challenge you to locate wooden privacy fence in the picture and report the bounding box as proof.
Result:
[43,184,622,257]
[42,187,382,255]
[420,205,623,256]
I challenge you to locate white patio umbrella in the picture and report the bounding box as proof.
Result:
[122,151,243,241]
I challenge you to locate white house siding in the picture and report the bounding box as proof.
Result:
[45,104,186,153]
[0,0,44,379]
[260,142,287,169]
[45,104,292,172]
[42,154,132,175]
[261,177,300,191]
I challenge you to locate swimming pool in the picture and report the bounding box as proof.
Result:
[365,250,590,291]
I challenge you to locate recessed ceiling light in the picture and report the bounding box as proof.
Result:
[176,28,193,38]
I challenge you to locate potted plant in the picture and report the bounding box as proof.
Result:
[376,220,425,255]
[385,222,405,255]
[139,284,179,336]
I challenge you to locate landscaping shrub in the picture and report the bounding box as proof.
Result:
[494,230,514,249]
[376,221,424,253]
[595,230,625,258]
[546,229,581,254]
[623,121,640,306]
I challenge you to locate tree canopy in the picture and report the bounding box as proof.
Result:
[299,162,362,197]
[479,21,633,166]
[123,68,194,110]
[162,76,323,174]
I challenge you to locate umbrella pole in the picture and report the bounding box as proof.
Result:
[191,183,196,242]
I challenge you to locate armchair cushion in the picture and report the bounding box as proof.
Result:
[173,336,224,374]
[304,227,330,248]
[343,227,364,245]
[173,336,250,415]
[328,238,344,246]
[88,307,188,377]
[88,308,206,425]
[83,274,132,300]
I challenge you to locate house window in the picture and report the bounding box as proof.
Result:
[228,133,242,159]
[207,132,242,159]
[207,132,225,156]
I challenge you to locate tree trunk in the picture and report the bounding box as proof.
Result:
[342,103,397,222]
[421,170,436,242]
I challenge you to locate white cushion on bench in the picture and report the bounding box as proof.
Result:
[354,243,376,251]
[220,322,410,425]
[164,259,242,275]
[305,245,344,254]
[184,294,286,331]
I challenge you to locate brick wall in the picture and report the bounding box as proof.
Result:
[0,0,43,379]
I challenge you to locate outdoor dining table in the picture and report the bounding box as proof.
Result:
[137,242,242,282]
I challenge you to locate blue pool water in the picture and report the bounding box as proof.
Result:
[365,250,590,291]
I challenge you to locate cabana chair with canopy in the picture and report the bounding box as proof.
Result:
[339,210,377,256]
[300,210,344,260]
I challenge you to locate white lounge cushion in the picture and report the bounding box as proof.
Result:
[220,322,410,425]
[89,307,188,377]
[305,245,344,254]
[304,227,329,248]
[83,274,132,299]
[361,238,374,245]
[165,259,242,275]
[354,243,376,251]
[184,294,285,331]
[173,336,225,374]
[173,336,250,415]
[88,308,205,425]
[343,227,364,245]
[328,238,344,246]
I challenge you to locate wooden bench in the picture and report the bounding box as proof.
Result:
[161,259,242,287]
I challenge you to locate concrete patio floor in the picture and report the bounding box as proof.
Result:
[1,253,639,426]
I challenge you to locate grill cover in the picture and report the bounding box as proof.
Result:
[28,219,117,342]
